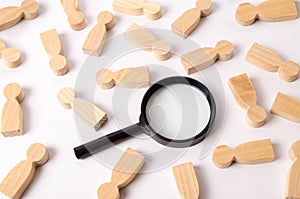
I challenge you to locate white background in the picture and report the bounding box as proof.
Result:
[0,0,300,198]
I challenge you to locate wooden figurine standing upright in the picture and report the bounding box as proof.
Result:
[285,140,300,199]
[1,83,25,137]
[172,0,212,38]
[0,143,49,199]
[82,11,115,56]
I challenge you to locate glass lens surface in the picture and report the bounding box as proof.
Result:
[146,83,211,140]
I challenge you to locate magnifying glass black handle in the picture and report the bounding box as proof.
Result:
[74,123,143,159]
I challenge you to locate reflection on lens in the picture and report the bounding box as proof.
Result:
[146,84,211,140]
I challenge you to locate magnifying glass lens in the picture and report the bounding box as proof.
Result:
[146,84,211,140]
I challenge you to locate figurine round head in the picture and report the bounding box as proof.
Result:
[57,87,76,109]
[21,0,39,20]
[3,83,24,102]
[97,11,115,30]
[213,145,234,168]
[27,143,49,165]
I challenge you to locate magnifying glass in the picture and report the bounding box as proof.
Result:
[74,76,216,159]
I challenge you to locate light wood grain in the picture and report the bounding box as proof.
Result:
[172,162,200,199]
[61,0,86,30]
[40,29,69,76]
[229,73,267,127]
[1,83,24,137]
[0,143,48,199]
[113,0,161,20]
[235,0,298,26]
[0,40,21,68]
[57,87,107,131]
[246,43,299,82]
[172,0,212,38]
[181,40,233,74]
[124,23,171,61]
[213,139,275,168]
[97,148,144,199]
[0,0,39,31]
[96,66,150,89]
[82,11,114,57]
[285,140,300,199]
[271,92,300,123]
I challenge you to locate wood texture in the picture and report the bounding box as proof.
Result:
[271,92,300,123]
[61,0,86,30]
[96,67,150,89]
[246,43,299,82]
[0,40,21,68]
[285,140,300,199]
[97,148,144,199]
[113,0,161,20]
[229,74,267,128]
[235,0,298,26]
[172,0,212,38]
[229,73,267,127]
[0,143,49,199]
[82,11,114,57]
[0,0,39,31]
[181,40,233,74]
[40,29,69,76]
[57,87,107,131]
[124,23,171,61]
[213,139,275,168]
[172,162,200,199]
[1,83,24,137]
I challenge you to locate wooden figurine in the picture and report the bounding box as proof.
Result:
[0,40,21,68]
[124,23,171,61]
[271,92,300,123]
[97,148,144,199]
[40,29,69,76]
[82,11,115,57]
[285,140,300,199]
[213,139,275,168]
[0,143,49,199]
[235,0,298,26]
[57,87,107,131]
[1,83,24,137]
[0,0,39,31]
[181,40,234,75]
[228,73,267,128]
[246,43,299,82]
[113,0,161,20]
[61,0,86,31]
[172,162,200,199]
[96,67,150,89]
[172,0,212,38]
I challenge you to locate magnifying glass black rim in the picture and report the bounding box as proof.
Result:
[139,76,216,148]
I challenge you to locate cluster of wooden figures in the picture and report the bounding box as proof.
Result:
[0,140,299,199]
[0,0,300,198]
